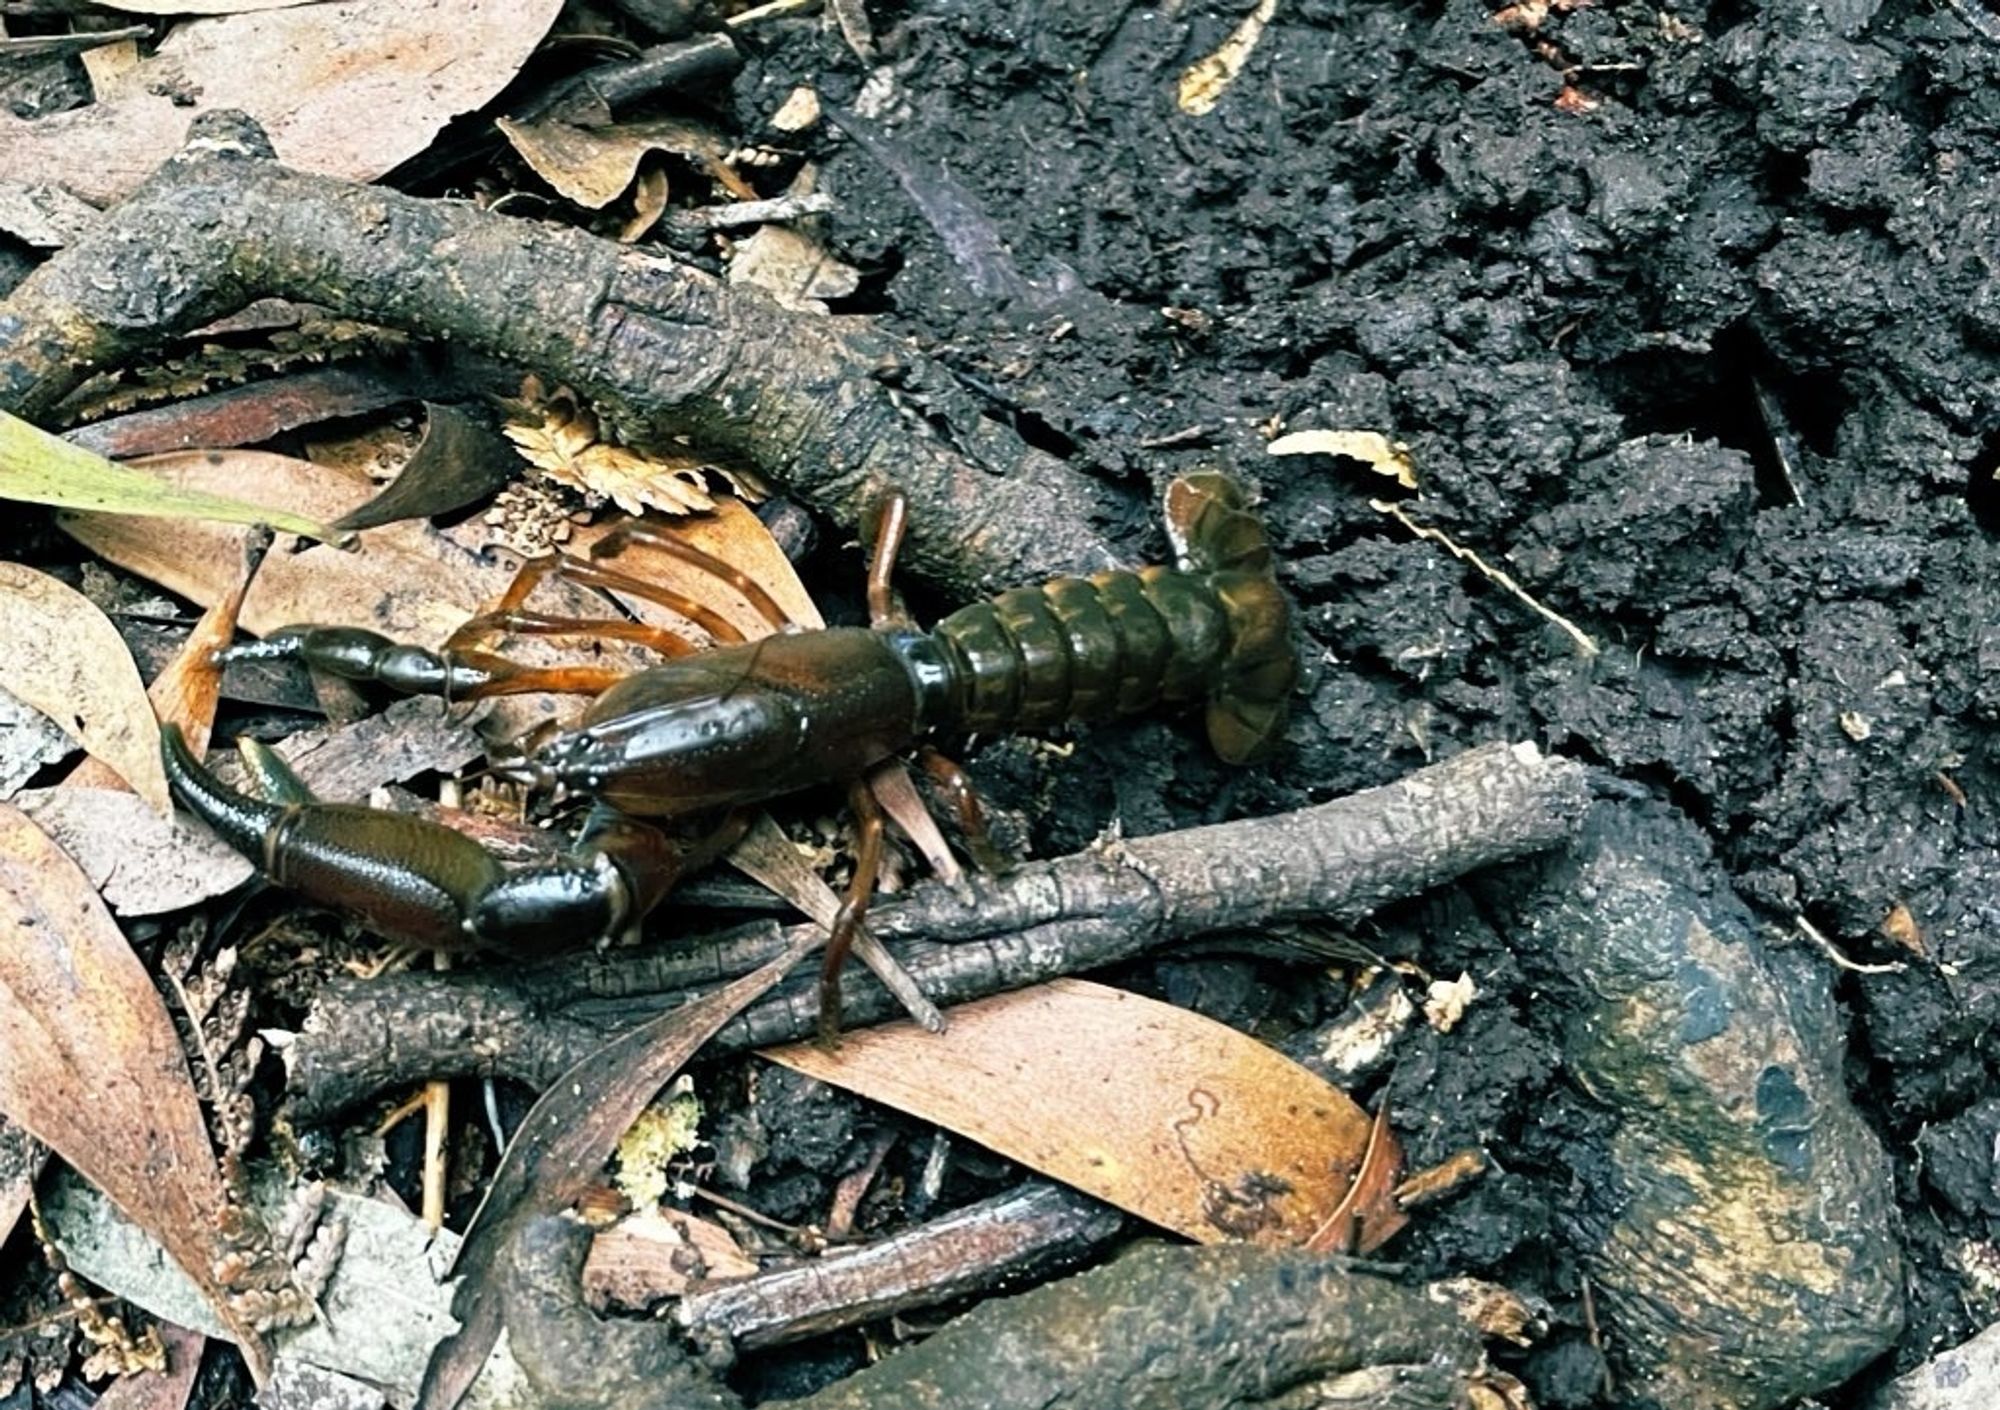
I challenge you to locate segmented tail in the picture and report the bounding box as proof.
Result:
[924,473,1295,763]
[1163,473,1295,763]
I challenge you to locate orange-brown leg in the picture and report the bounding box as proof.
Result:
[446,609,699,659]
[865,489,911,629]
[820,778,887,1048]
[918,745,1007,872]
[445,550,748,654]
[592,524,795,634]
[450,657,631,699]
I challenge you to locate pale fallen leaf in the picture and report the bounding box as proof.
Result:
[15,787,254,916]
[1424,972,1478,1033]
[770,86,822,133]
[1178,0,1280,117]
[1268,428,1419,489]
[0,686,74,801]
[497,115,734,211]
[0,805,272,1379]
[583,1207,755,1312]
[727,224,860,312]
[0,0,565,206]
[0,563,169,814]
[767,978,1407,1250]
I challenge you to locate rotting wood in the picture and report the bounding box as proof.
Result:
[0,112,1122,599]
[284,739,1592,1120]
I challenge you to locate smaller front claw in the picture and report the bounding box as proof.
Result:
[162,725,639,954]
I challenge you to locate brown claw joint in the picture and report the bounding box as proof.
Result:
[160,723,637,955]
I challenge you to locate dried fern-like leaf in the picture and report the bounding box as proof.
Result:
[503,381,731,516]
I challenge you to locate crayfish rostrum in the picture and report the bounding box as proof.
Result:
[163,472,1296,982]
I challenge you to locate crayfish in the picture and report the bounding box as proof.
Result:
[162,472,1296,1032]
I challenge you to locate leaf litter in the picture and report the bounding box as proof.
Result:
[0,0,566,206]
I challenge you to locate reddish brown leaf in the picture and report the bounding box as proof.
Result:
[0,805,271,1379]
[767,978,1406,1251]
[69,525,266,793]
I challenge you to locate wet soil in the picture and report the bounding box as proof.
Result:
[727,0,2000,1402]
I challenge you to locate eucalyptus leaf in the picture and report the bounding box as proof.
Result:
[0,409,350,544]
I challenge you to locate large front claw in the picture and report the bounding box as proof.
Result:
[161,725,637,954]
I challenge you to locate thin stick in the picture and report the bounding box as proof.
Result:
[1372,499,1599,658]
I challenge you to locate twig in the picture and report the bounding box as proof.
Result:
[1372,499,1600,657]
[284,741,1591,1120]
[677,1181,1123,1353]
[0,113,1120,598]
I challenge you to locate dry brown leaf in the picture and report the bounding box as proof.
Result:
[767,978,1406,1250]
[569,496,821,642]
[622,166,672,244]
[0,805,271,1379]
[1268,428,1419,489]
[0,0,565,206]
[583,1208,755,1311]
[0,563,169,815]
[727,224,861,312]
[16,788,254,916]
[68,525,264,797]
[497,115,733,211]
[60,450,512,651]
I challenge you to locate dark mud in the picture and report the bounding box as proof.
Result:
[726,0,2000,1402]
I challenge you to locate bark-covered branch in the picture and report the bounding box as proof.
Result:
[285,741,1591,1120]
[0,112,1120,597]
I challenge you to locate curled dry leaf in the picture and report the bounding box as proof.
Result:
[727,224,861,312]
[0,562,170,815]
[0,805,272,1379]
[330,403,517,534]
[1268,428,1419,490]
[496,115,735,211]
[0,0,565,206]
[767,978,1407,1251]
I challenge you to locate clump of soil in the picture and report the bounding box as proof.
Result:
[730,0,2000,1400]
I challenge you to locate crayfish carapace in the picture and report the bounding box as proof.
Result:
[163,471,1296,1028]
